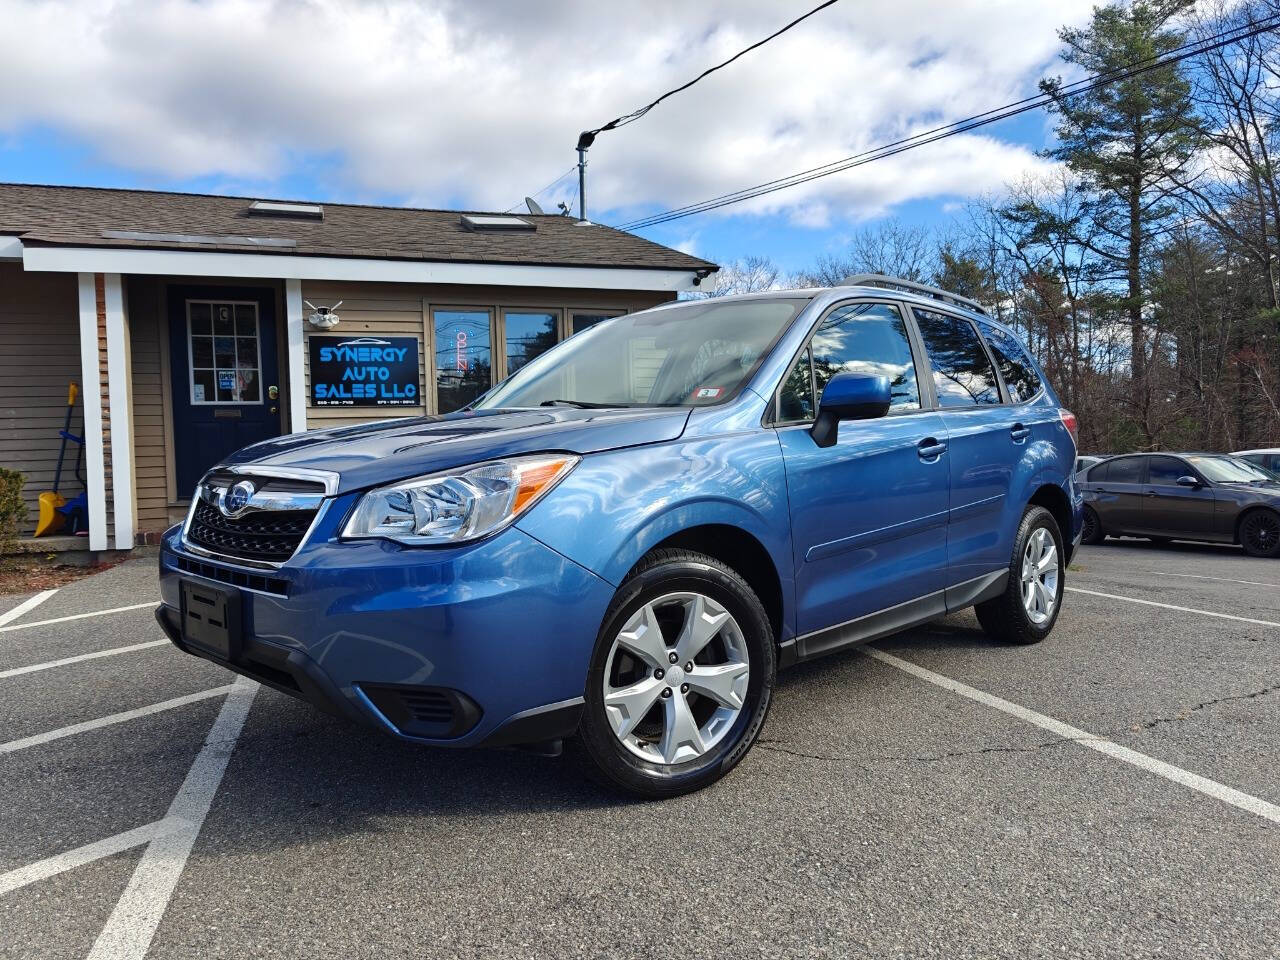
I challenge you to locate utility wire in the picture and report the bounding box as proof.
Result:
[504,165,578,213]
[581,0,842,140]
[618,15,1280,231]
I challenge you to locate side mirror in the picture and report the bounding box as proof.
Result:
[811,373,891,448]
[1176,475,1202,488]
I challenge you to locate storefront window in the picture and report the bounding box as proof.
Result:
[504,312,558,375]
[571,312,619,335]
[187,300,261,404]
[434,309,492,412]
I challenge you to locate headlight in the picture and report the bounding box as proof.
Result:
[341,454,579,546]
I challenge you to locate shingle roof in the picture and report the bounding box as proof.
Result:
[0,183,717,273]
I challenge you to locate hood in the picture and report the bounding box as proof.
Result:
[219,407,691,493]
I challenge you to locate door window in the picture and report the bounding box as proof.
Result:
[978,322,1042,403]
[503,312,558,376]
[434,309,492,413]
[912,308,1001,407]
[187,300,261,404]
[809,302,921,413]
[1107,456,1145,484]
[1147,456,1189,484]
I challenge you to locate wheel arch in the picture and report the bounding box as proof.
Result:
[1235,504,1280,544]
[1028,482,1074,551]
[628,523,786,649]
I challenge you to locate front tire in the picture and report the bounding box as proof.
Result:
[575,549,775,798]
[1239,509,1280,558]
[976,505,1065,645]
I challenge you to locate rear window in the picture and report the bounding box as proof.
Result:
[1107,457,1145,484]
[979,322,1043,403]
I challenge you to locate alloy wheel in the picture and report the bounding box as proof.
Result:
[1081,508,1098,542]
[1242,511,1280,556]
[602,591,750,766]
[1021,527,1059,625]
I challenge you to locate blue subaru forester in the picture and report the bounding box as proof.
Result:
[158,277,1082,797]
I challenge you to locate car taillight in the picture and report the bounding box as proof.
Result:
[1059,408,1078,449]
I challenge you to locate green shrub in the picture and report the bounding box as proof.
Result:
[0,468,27,556]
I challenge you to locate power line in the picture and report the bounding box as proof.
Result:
[581,0,842,141]
[504,165,577,213]
[617,15,1280,231]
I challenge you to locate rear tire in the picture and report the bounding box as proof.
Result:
[573,549,775,798]
[1239,509,1280,558]
[976,506,1065,645]
[1080,506,1105,545]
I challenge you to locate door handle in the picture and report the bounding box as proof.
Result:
[1010,423,1031,442]
[917,437,947,461]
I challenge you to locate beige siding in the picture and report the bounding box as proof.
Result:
[299,281,673,430]
[126,278,173,535]
[0,264,83,534]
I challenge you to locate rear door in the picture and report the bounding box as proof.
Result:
[1141,455,1216,538]
[776,300,950,637]
[1090,455,1146,534]
[910,306,1012,585]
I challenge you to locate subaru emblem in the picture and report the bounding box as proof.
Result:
[222,480,255,517]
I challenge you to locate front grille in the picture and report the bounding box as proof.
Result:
[186,501,317,563]
[173,554,289,596]
[360,684,483,739]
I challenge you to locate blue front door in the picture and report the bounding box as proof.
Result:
[169,286,282,496]
[775,300,951,637]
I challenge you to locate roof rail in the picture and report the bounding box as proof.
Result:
[841,273,987,314]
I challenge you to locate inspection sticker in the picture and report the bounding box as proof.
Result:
[693,387,723,400]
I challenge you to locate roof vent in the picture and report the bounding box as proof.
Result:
[248,200,323,220]
[460,214,535,232]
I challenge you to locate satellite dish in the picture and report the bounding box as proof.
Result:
[525,196,545,215]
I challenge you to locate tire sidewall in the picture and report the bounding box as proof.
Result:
[1240,509,1280,558]
[1014,507,1066,640]
[1081,506,1103,544]
[580,557,775,796]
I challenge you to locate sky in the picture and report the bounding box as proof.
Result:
[0,0,1094,275]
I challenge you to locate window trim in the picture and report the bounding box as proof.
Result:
[769,296,933,426]
[185,298,264,406]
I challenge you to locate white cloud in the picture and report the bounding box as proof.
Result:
[0,0,1089,223]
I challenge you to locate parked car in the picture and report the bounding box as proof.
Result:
[1234,447,1280,476]
[1075,454,1106,475]
[1079,452,1280,557]
[156,278,1081,797]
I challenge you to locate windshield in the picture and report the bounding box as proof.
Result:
[475,298,809,409]
[1186,455,1275,483]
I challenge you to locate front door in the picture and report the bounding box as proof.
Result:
[1140,455,1216,539]
[777,300,951,637]
[168,286,282,496]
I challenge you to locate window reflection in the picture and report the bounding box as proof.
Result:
[504,312,558,375]
[434,309,491,413]
[979,322,1042,403]
[810,302,920,413]
[912,307,1000,407]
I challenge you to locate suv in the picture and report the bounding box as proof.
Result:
[157,277,1081,797]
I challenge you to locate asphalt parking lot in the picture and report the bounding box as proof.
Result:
[1,541,1277,960]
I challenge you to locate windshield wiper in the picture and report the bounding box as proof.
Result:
[538,399,618,409]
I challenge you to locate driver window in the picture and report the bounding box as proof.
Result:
[810,302,920,413]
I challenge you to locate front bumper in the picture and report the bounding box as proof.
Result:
[157,512,614,748]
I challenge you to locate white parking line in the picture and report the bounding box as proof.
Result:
[1065,586,1280,628]
[865,649,1280,825]
[1160,572,1280,589]
[0,589,57,628]
[0,602,156,634]
[0,818,182,897]
[0,685,235,755]
[0,640,170,680]
[89,676,258,960]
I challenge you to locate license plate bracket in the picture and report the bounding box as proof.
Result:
[180,579,241,660]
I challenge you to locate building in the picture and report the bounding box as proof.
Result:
[0,183,716,554]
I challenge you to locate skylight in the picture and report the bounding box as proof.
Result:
[460,214,535,232]
[248,200,324,219]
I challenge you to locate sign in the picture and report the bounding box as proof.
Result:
[309,335,420,407]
